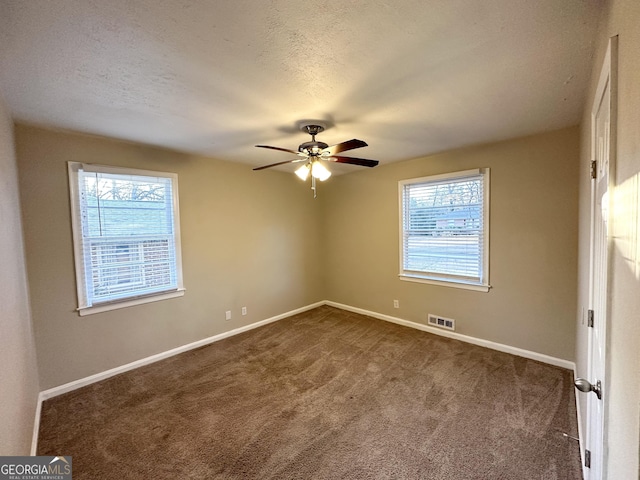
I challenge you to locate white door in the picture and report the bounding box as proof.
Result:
[579,36,617,480]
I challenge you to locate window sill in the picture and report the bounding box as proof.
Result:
[399,274,490,292]
[77,289,185,316]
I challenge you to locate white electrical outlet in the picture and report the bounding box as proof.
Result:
[241,306,247,316]
[393,300,399,308]
[225,310,232,321]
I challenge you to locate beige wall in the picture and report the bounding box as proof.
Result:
[576,0,640,477]
[15,124,324,390]
[16,123,582,395]
[0,96,40,454]
[322,127,580,361]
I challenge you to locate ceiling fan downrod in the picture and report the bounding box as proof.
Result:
[299,124,329,156]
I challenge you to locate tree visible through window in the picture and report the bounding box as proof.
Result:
[399,169,490,291]
[68,163,184,314]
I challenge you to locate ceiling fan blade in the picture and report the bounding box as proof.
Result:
[253,158,305,171]
[323,139,368,156]
[255,145,300,155]
[328,155,379,168]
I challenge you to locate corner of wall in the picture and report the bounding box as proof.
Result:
[0,91,41,455]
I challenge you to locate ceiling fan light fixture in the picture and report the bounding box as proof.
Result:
[295,164,310,181]
[254,122,378,196]
[311,161,331,181]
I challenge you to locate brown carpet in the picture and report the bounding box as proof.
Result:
[38,306,582,479]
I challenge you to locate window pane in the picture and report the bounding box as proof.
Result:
[88,238,175,303]
[70,163,183,309]
[400,171,488,286]
[81,173,173,237]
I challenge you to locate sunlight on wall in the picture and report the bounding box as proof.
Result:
[613,173,640,279]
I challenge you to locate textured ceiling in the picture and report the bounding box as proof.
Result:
[0,0,601,173]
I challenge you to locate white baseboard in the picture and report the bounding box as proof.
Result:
[325,300,576,370]
[30,301,324,453]
[30,392,44,456]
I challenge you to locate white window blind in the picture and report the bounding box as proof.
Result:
[399,169,490,291]
[68,163,184,313]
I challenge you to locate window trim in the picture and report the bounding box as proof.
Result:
[68,162,185,316]
[398,168,490,292]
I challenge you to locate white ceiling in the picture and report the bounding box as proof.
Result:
[0,0,601,173]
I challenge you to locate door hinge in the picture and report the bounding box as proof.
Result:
[587,309,594,328]
[585,449,591,468]
[590,160,597,179]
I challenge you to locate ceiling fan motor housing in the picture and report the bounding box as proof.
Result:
[299,140,329,155]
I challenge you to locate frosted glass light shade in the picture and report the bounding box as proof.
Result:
[311,161,331,181]
[295,164,310,181]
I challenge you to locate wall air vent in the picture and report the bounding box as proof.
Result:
[428,314,455,331]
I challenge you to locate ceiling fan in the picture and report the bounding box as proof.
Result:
[253,122,379,197]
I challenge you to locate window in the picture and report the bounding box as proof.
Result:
[68,162,185,315]
[399,169,490,292]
